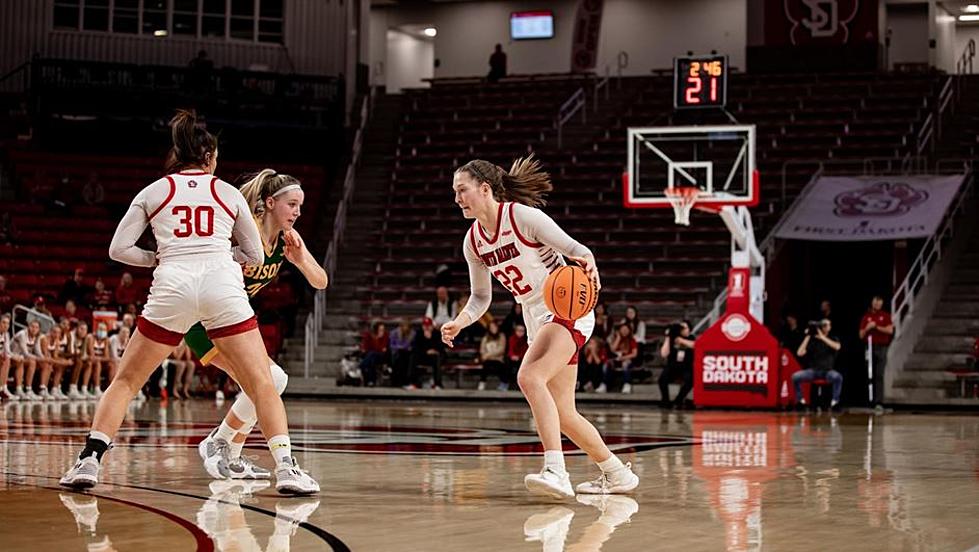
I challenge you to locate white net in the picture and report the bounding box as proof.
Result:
[665,187,700,226]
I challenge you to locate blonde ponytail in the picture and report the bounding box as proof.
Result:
[238,169,301,217]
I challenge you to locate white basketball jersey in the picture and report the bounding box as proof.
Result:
[137,170,244,263]
[467,202,566,308]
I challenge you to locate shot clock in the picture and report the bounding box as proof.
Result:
[674,55,728,109]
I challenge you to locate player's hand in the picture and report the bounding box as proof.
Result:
[568,255,602,292]
[440,320,461,348]
[283,229,305,264]
[866,321,876,330]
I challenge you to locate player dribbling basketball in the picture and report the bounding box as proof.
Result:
[440,155,639,498]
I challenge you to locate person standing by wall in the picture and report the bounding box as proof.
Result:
[859,295,893,410]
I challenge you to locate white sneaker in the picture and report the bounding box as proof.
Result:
[38,388,52,401]
[621,383,632,394]
[228,455,272,480]
[198,429,231,479]
[215,390,225,401]
[524,467,575,499]
[60,453,101,489]
[575,463,640,495]
[576,495,640,528]
[477,381,486,391]
[1,387,16,401]
[85,388,98,400]
[68,387,84,400]
[52,388,68,400]
[135,390,146,401]
[94,388,103,399]
[595,383,607,394]
[275,457,320,495]
[523,507,574,550]
[25,389,41,401]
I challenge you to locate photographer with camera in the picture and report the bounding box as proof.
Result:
[658,320,696,409]
[792,318,843,409]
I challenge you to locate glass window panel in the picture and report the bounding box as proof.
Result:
[202,15,225,37]
[230,16,253,40]
[259,0,282,19]
[142,9,167,34]
[83,7,109,31]
[53,5,80,29]
[113,12,138,33]
[203,0,225,16]
[231,0,254,17]
[173,13,197,35]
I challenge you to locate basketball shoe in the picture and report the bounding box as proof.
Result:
[524,467,575,499]
[274,457,320,495]
[228,455,272,480]
[198,428,231,479]
[59,452,101,489]
[575,463,639,495]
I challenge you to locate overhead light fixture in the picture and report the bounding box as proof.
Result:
[960,14,979,21]
[423,27,437,37]
[966,4,979,13]
[154,29,168,37]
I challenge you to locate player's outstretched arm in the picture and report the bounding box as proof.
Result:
[283,229,328,289]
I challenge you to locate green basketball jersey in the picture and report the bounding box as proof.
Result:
[242,230,286,298]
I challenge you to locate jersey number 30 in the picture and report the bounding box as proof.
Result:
[172,206,215,237]
[494,265,532,296]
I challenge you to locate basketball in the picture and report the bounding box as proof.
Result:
[543,265,597,321]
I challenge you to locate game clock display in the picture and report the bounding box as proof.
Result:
[674,55,728,109]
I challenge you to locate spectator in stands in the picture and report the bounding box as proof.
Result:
[501,302,524,336]
[51,175,77,215]
[63,299,82,326]
[487,44,507,82]
[434,263,452,288]
[779,313,805,357]
[12,320,43,400]
[115,272,141,309]
[27,296,53,330]
[409,318,444,390]
[59,268,89,306]
[188,49,214,94]
[859,295,894,409]
[119,313,135,333]
[793,319,843,409]
[0,211,15,245]
[599,323,639,394]
[81,172,104,206]
[818,299,834,327]
[0,314,19,400]
[359,321,389,387]
[39,324,72,400]
[425,286,456,330]
[389,320,415,387]
[168,340,195,400]
[593,302,612,340]
[620,305,647,365]
[658,321,696,408]
[0,275,13,313]
[85,321,111,397]
[506,324,529,384]
[578,336,607,392]
[89,278,115,311]
[477,320,508,391]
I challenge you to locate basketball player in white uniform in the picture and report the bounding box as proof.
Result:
[441,156,639,498]
[60,110,318,495]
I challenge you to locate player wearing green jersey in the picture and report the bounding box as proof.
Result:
[196,169,328,480]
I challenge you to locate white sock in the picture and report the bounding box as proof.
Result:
[544,450,566,475]
[268,434,292,466]
[40,386,47,393]
[598,455,625,474]
[214,420,238,443]
[90,430,112,445]
[229,423,255,460]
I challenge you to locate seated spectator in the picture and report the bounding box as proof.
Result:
[0,314,21,400]
[389,320,414,387]
[81,172,104,205]
[108,326,130,384]
[599,323,638,394]
[506,324,529,380]
[658,321,696,408]
[424,286,455,330]
[11,320,43,399]
[578,336,607,392]
[408,318,444,389]
[62,299,85,327]
[59,267,89,306]
[453,292,490,344]
[779,313,804,357]
[66,321,90,399]
[501,302,524,336]
[0,211,17,245]
[593,302,612,340]
[119,313,135,333]
[89,278,115,311]
[792,319,843,409]
[115,273,142,309]
[26,296,53,330]
[620,305,647,365]
[477,320,508,391]
[359,321,389,387]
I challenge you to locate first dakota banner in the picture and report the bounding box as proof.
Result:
[773,175,966,241]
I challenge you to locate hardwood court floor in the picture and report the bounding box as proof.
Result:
[2,399,979,551]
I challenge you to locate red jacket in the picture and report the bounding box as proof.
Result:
[860,310,893,346]
[361,331,388,354]
[508,334,528,361]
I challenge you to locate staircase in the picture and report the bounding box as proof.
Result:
[280,93,402,378]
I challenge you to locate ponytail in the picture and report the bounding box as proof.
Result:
[238,168,302,217]
[456,153,552,208]
[164,109,218,174]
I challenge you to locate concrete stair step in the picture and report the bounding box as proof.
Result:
[914,336,976,353]
[934,301,979,316]
[903,353,972,370]
[887,387,949,403]
[924,317,979,335]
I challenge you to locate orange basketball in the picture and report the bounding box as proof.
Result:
[543,265,598,321]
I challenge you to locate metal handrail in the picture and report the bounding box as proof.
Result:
[303,88,374,377]
[957,39,975,75]
[556,87,586,149]
[11,305,56,334]
[891,170,975,334]
[593,66,610,112]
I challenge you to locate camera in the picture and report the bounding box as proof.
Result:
[806,320,822,336]
[667,323,683,338]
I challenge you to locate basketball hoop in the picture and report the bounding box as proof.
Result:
[665,186,700,226]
